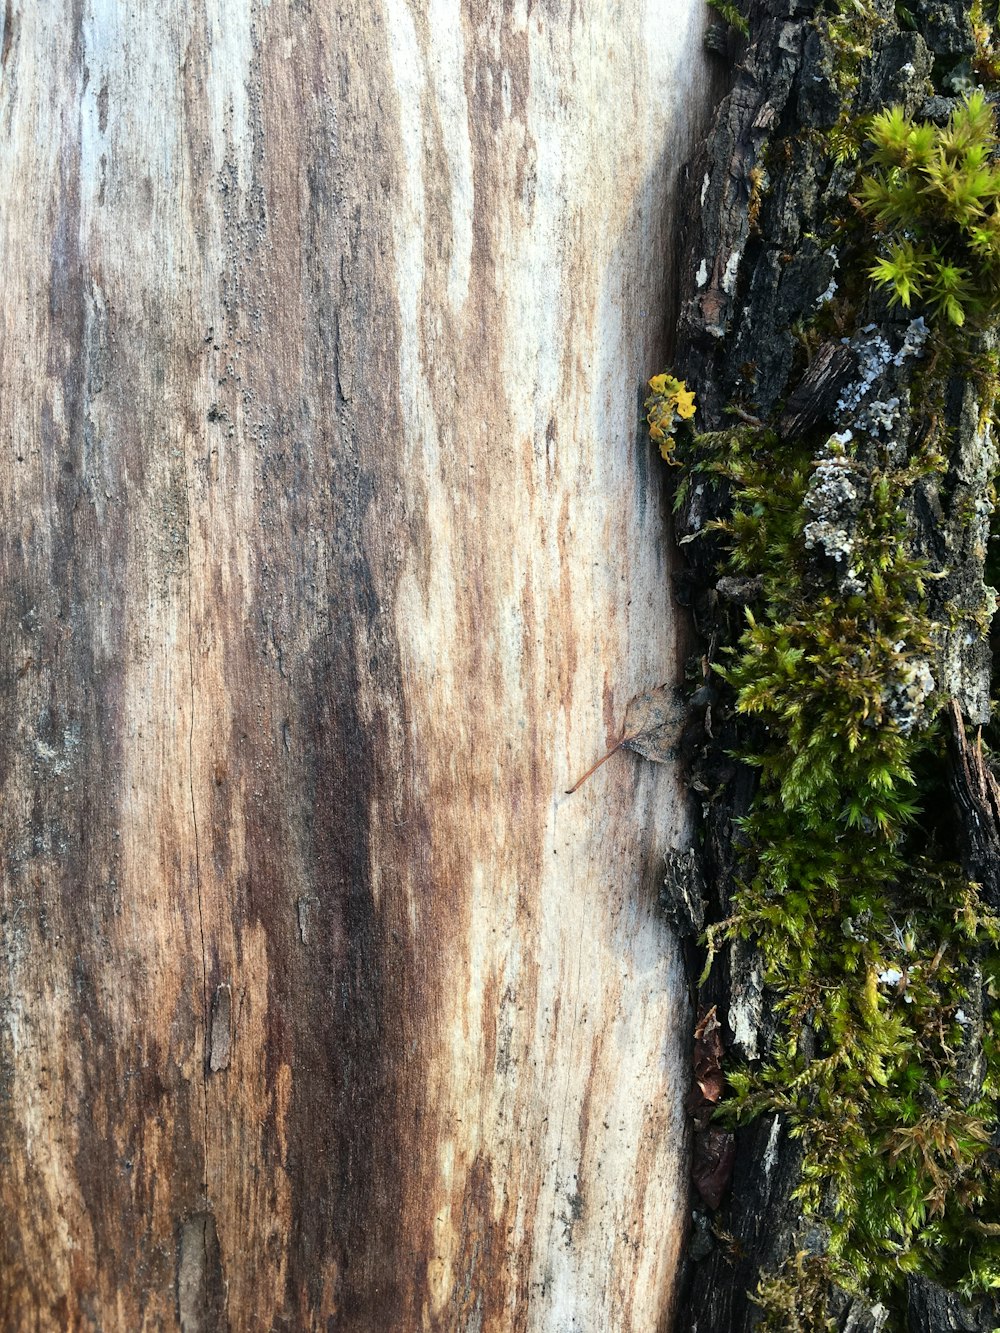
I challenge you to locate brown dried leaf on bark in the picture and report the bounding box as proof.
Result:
[686,1004,728,1131]
[692,1128,737,1211]
[693,1005,726,1105]
[566,685,686,793]
[687,1005,736,1208]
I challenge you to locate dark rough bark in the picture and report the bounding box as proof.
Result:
[948,700,1000,907]
[667,0,1000,1328]
[905,1274,999,1332]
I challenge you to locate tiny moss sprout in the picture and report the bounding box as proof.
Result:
[860,92,1000,326]
[707,0,750,37]
[971,0,1000,84]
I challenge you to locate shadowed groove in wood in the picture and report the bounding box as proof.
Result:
[0,2,715,1328]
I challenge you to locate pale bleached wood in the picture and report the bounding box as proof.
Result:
[0,3,714,1328]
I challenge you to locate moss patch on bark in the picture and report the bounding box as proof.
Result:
[665,1,1000,1327]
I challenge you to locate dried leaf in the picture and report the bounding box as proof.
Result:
[693,1005,726,1105]
[566,684,686,793]
[692,1127,736,1210]
[694,1004,722,1044]
[621,684,688,763]
[687,1005,729,1132]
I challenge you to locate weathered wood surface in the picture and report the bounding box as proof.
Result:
[0,2,715,1328]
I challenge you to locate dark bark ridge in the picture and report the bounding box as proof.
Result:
[660,0,1000,1327]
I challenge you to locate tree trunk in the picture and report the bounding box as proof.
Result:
[0,3,715,1328]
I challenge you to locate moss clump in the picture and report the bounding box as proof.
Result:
[656,0,1000,1318]
[754,1253,843,1332]
[861,93,1000,326]
[971,0,1000,83]
[666,410,1000,1317]
[656,328,1000,1326]
[708,0,750,37]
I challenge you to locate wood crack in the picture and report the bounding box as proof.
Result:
[185,484,210,1196]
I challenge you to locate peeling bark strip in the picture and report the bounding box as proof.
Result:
[177,1214,225,1333]
[669,0,1000,1327]
[0,2,716,1329]
[208,985,232,1074]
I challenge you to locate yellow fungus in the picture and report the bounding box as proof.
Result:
[676,386,697,418]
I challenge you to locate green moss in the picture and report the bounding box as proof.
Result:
[654,2,1000,1323]
[971,0,1000,82]
[860,94,1000,327]
[708,0,751,37]
[817,0,891,168]
[668,407,1000,1321]
[753,1253,843,1332]
[823,0,887,94]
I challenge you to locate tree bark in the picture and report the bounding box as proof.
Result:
[0,2,716,1329]
[669,0,1000,1327]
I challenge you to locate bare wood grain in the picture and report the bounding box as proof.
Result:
[0,2,714,1328]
